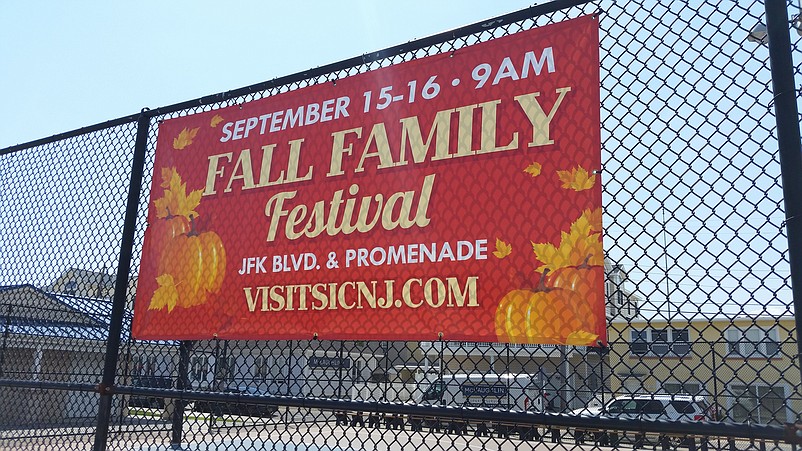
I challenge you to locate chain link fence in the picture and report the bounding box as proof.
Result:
[1,0,801,449]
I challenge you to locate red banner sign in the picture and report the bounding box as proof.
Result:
[132,15,604,345]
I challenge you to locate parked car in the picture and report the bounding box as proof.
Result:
[193,386,278,417]
[570,394,715,448]
[572,394,714,421]
[570,405,603,417]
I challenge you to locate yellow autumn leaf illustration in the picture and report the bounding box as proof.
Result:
[210,114,224,128]
[534,231,603,272]
[531,241,564,272]
[493,238,512,259]
[159,167,179,189]
[567,208,604,266]
[149,274,179,312]
[566,330,598,345]
[523,162,542,177]
[568,233,604,267]
[580,207,603,234]
[557,166,596,191]
[568,212,593,238]
[565,210,601,243]
[533,209,604,272]
[173,127,200,150]
[153,167,202,219]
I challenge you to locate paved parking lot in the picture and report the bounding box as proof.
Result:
[125,421,796,451]
[123,410,797,451]
[129,421,595,451]
[0,409,794,451]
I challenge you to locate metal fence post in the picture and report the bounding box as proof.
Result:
[171,340,193,447]
[93,111,151,451]
[0,304,10,377]
[337,341,344,399]
[765,0,802,392]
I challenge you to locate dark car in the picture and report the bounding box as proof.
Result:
[193,386,279,417]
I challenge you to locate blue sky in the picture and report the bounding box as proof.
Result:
[0,1,536,149]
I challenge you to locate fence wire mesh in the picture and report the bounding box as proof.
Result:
[1,1,801,450]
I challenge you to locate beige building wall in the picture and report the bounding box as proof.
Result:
[608,315,798,424]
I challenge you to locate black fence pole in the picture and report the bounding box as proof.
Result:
[92,112,151,451]
[383,342,389,398]
[287,340,294,397]
[171,340,193,447]
[337,341,344,399]
[0,304,10,377]
[765,0,802,395]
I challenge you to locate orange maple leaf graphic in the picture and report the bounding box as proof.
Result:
[153,167,202,219]
[493,238,512,259]
[557,166,596,191]
[210,114,224,128]
[173,127,200,150]
[523,162,542,177]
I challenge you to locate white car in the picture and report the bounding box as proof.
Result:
[570,395,715,449]
[571,405,603,417]
[573,394,714,422]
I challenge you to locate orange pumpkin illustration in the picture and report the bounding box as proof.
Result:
[147,215,190,256]
[546,261,602,332]
[495,272,585,344]
[157,219,225,308]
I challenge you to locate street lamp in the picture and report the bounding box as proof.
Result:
[748,23,768,44]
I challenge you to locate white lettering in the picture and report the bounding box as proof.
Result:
[218,96,351,141]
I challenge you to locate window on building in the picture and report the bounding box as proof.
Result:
[190,356,209,383]
[672,329,690,355]
[132,355,156,378]
[219,356,237,385]
[605,280,620,318]
[624,296,636,317]
[630,328,690,356]
[255,355,287,382]
[271,356,286,383]
[587,373,602,391]
[350,360,363,382]
[726,326,780,358]
[652,329,669,355]
[729,384,787,424]
[255,356,270,381]
[630,330,648,354]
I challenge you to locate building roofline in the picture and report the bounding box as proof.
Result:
[1,284,110,329]
[611,311,794,325]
